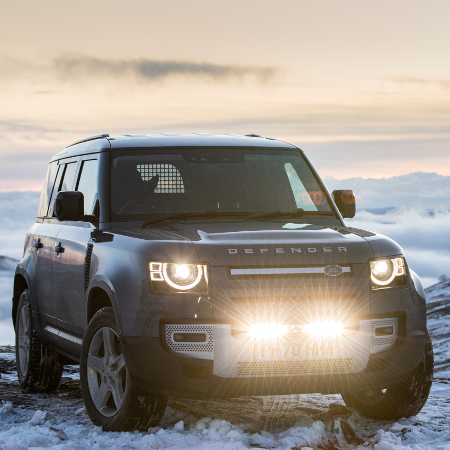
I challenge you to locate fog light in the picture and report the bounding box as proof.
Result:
[303,320,344,338]
[249,323,287,340]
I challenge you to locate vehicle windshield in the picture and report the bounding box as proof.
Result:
[110,147,334,221]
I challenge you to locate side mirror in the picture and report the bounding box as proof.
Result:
[54,191,84,221]
[332,190,356,219]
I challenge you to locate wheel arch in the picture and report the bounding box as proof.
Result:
[86,278,122,334]
[12,271,29,330]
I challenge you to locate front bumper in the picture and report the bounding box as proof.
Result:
[122,316,426,399]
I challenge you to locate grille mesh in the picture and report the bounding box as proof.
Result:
[137,164,184,193]
[236,358,352,376]
[166,325,213,353]
[370,318,398,347]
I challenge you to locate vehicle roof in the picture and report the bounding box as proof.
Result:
[51,133,298,161]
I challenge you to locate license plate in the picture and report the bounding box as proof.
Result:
[253,338,340,361]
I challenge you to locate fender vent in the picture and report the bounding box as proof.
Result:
[84,243,94,291]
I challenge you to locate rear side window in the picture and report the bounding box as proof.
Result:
[76,159,99,215]
[37,162,59,218]
[48,161,79,217]
[60,162,78,193]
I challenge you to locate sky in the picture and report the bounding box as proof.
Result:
[1,0,450,191]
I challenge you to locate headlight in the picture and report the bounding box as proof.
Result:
[370,258,406,287]
[150,262,208,292]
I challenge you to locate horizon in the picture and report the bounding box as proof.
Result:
[2,1,450,190]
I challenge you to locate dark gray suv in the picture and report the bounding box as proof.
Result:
[13,133,433,431]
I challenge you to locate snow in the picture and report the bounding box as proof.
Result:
[1,345,450,449]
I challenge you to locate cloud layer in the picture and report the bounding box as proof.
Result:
[54,56,278,83]
[324,172,450,209]
[0,54,278,85]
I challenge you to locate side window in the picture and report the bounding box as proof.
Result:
[76,159,99,215]
[37,162,58,218]
[60,162,78,193]
[48,161,79,217]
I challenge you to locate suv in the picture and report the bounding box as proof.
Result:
[13,133,433,431]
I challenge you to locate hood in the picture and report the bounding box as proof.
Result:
[192,224,374,266]
[113,221,402,266]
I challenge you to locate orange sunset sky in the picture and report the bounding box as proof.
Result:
[1,0,450,190]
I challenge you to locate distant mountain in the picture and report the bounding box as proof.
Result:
[0,256,18,272]
[324,172,450,210]
[425,277,450,376]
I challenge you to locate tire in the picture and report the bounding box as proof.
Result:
[15,289,64,392]
[80,307,167,431]
[341,331,434,420]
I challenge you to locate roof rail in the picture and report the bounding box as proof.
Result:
[66,134,110,148]
[245,133,276,141]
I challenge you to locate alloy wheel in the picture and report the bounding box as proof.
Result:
[86,327,127,417]
[17,305,31,375]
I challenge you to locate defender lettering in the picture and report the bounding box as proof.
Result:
[228,246,348,254]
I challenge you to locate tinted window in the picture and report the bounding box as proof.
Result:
[48,161,78,217]
[60,162,78,192]
[76,159,99,215]
[37,162,58,218]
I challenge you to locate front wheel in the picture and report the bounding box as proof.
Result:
[80,307,167,431]
[341,331,434,420]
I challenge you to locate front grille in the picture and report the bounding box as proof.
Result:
[236,358,352,376]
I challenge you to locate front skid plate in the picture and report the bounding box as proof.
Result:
[212,323,373,378]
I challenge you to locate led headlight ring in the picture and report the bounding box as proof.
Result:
[370,258,404,286]
[162,263,203,290]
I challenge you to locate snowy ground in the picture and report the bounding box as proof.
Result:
[1,345,450,449]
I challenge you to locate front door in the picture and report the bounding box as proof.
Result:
[52,157,99,355]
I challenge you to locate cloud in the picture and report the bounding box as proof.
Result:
[0,54,278,85]
[384,76,450,91]
[53,55,278,84]
[324,172,450,209]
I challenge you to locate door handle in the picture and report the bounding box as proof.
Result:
[33,238,43,249]
[55,242,65,254]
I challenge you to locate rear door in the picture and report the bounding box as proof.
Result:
[32,161,61,325]
[33,161,78,330]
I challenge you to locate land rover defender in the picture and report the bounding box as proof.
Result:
[13,133,433,431]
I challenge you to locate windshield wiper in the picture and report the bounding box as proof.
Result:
[246,210,336,221]
[142,211,248,227]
